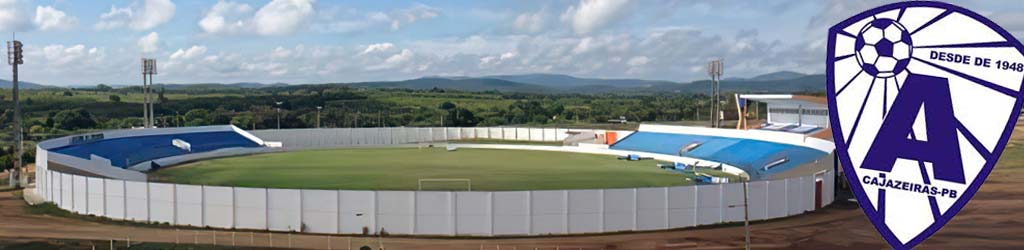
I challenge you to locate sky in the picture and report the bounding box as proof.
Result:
[0,0,1021,86]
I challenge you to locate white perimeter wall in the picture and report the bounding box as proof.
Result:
[39,166,835,236]
[32,125,836,236]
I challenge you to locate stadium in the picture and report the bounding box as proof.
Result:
[26,95,837,237]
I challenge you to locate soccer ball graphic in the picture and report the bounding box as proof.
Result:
[855,18,913,78]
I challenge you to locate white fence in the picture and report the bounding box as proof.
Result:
[37,167,834,236]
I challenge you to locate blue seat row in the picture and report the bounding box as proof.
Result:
[610,132,827,179]
[51,131,263,169]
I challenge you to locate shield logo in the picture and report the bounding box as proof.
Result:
[827,2,1024,249]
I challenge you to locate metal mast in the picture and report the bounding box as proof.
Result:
[707,59,724,128]
[141,58,157,128]
[7,39,23,188]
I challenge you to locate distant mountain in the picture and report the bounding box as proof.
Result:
[747,71,808,81]
[0,79,53,89]
[481,73,675,88]
[155,82,289,90]
[348,77,558,93]
[648,74,827,94]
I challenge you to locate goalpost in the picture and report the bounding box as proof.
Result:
[418,178,472,191]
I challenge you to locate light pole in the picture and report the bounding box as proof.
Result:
[275,101,283,129]
[316,106,322,128]
[141,58,157,128]
[7,39,23,188]
[707,59,724,128]
[727,179,752,250]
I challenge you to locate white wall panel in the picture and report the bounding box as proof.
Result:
[148,183,175,223]
[543,128,557,142]
[802,176,814,212]
[175,184,204,226]
[766,180,789,219]
[556,128,570,141]
[419,128,433,142]
[668,186,697,228]
[86,177,105,216]
[475,128,489,139]
[268,189,302,232]
[787,178,803,216]
[431,128,446,141]
[502,128,516,140]
[72,175,88,214]
[124,181,148,221]
[696,185,722,226]
[530,190,566,235]
[492,191,529,235]
[461,127,476,139]
[747,181,768,221]
[415,192,453,235]
[567,190,602,234]
[204,186,234,229]
[602,189,635,232]
[376,191,414,235]
[301,190,339,234]
[489,128,502,139]
[722,183,746,223]
[104,179,126,220]
[234,187,268,230]
[447,128,461,140]
[339,191,376,234]
[636,187,668,230]
[515,128,530,141]
[455,192,491,235]
[59,173,72,210]
[529,128,544,142]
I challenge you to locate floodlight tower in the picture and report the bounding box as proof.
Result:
[316,106,323,128]
[6,39,23,188]
[141,59,157,128]
[275,101,283,129]
[707,59,724,128]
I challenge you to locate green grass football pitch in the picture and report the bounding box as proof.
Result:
[150,147,732,191]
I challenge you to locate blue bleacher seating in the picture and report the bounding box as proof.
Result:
[610,131,826,179]
[51,131,262,169]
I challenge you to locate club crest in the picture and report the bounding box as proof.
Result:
[826,1,1024,249]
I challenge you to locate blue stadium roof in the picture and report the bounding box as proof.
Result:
[611,131,827,179]
[51,131,263,169]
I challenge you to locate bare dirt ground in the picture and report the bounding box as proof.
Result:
[2,128,1023,249]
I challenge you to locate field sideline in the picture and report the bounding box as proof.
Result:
[149,147,734,191]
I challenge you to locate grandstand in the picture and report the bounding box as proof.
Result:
[611,131,827,180]
[51,131,263,169]
[736,94,829,134]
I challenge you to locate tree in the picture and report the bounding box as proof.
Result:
[96,84,113,92]
[52,109,97,130]
[438,101,456,110]
[109,95,121,102]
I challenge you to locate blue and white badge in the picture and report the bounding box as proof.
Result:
[826,1,1024,249]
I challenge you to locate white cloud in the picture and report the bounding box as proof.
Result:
[390,3,440,30]
[199,0,314,36]
[96,0,176,30]
[367,49,413,70]
[198,0,252,34]
[0,0,31,31]
[313,4,440,34]
[360,42,394,55]
[137,32,160,53]
[514,10,545,33]
[627,56,648,66]
[34,5,78,31]
[253,0,315,36]
[170,45,208,60]
[562,0,631,34]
